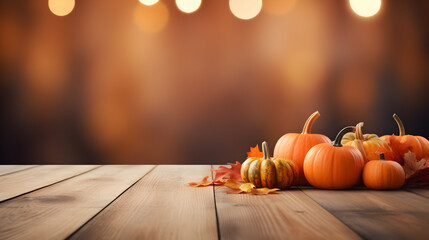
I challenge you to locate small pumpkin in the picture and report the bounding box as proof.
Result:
[241,141,298,189]
[381,114,429,165]
[303,126,365,189]
[341,122,392,162]
[363,153,405,190]
[273,111,331,185]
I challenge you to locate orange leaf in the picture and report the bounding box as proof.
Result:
[247,145,263,158]
[210,162,242,183]
[187,176,214,187]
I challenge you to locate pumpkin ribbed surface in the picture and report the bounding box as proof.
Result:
[241,142,298,189]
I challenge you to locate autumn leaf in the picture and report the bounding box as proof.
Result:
[247,145,263,158]
[224,179,243,189]
[210,162,242,183]
[188,163,243,187]
[250,188,281,195]
[223,179,280,194]
[403,151,426,179]
[383,136,406,165]
[187,176,214,187]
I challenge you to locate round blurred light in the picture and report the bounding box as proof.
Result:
[349,0,381,17]
[229,0,262,20]
[48,0,75,16]
[134,1,169,33]
[176,0,202,14]
[139,0,159,6]
[264,0,296,16]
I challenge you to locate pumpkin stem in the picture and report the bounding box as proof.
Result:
[393,114,405,136]
[302,111,320,134]
[333,126,356,147]
[380,153,385,161]
[355,122,364,140]
[262,141,270,160]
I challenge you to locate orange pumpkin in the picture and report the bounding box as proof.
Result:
[303,126,365,189]
[363,153,405,190]
[273,111,331,185]
[341,122,392,162]
[381,114,429,165]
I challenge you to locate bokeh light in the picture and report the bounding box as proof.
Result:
[48,0,75,16]
[349,0,381,17]
[229,0,262,20]
[176,0,202,14]
[139,0,159,6]
[134,1,169,33]
[264,0,296,16]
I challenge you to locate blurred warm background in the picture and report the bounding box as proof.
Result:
[1,0,428,164]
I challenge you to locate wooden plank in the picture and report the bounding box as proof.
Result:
[0,165,99,202]
[70,165,218,240]
[0,165,38,176]
[215,187,361,239]
[0,165,154,240]
[301,188,429,240]
[406,188,429,199]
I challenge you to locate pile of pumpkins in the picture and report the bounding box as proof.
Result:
[241,111,429,190]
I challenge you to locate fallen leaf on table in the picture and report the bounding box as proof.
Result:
[189,145,265,188]
[188,162,242,187]
[224,179,280,195]
[251,188,281,194]
[210,162,242,183]
[403,151,426,179]
[239,183,256,192]
[247,145,263,158]
[187,176,214,187]
[224,179,243,189]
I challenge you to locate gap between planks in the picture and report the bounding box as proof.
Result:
[212,165,361,240]
[0,165,101,202]
[300,186,429,240]
[68,165,218,240]
[211,165,222,240]
[0,165,155,240]
[65,165,158,240]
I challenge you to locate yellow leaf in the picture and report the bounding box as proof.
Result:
[240,183,256,192]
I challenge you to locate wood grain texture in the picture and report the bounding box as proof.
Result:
[302,187,429,240]
[406,187,429,199]
[0,165,99,202]
[0,165,154,240]
[215,187,361,240]
[70,165,218,240]
[0,165,38,176]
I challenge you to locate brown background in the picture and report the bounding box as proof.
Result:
[1,0,428,164]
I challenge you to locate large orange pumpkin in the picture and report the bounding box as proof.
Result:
[381,114,429,165]
[303,126,365,189]
[341,122,392,163]
[273,111,331,185]
[362,153,405,190]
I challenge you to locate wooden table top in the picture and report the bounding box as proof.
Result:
[0,165,428,240]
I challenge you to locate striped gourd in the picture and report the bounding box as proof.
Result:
[241,141,298,189]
